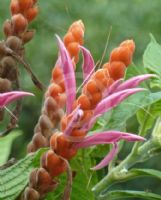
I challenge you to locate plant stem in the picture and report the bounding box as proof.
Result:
[92,139,156,196]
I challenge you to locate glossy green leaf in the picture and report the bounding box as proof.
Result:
[99,190,161,200]
[143,34,161,88]
[0,148,47,200]
[0,130,22,165]
[129,168,161,180]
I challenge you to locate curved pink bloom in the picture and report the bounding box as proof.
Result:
[91,143,119,170]
[83,88,145,131]
[56,35,76,114]
[94,88,145,117]
[103,79,123,97]
[0,91,34,108]
[74,131,145,149]
[80,46,95,82]
[74,131,145,170]
[115,74,156,92]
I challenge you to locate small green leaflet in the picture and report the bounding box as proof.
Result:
[0,148,47,200]
[137,99,161,136]
[0,130,22,165]
[99,190,161,200]
[143,34,161,88]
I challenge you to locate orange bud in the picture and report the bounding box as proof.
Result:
[71,129,86,137]
[107,61,126,80]
[19,0,33,11]
[64,32,75,47]
[48,82,63,98]
[77,94,91,110]
[90,92,102,105]
[22,30,35,43]
[84,80,100,94]
[24,187,40,200]
[120,40,135,53]
[12,14,28,35]
[67,42,79,57]
[41,150,67,177]
[110,46,132,66]
[10,0,20,15]
[72,27,84,45]
[25,7,39,22]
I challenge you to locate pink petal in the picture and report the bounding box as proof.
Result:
[64,105,84,136]
[91,143,119,170]
[94,88,145,116]
[74,131,145,149]
[56,35,76,114]
[83,88,145,131]
[0,91,34,108]
[116,74,156,92]
[103,79,123,98]
[80,46,95,82]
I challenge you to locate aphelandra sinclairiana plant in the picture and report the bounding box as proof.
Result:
[23,21,154,199]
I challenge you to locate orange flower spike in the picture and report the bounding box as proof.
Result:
[64,20,85,63]
[110,40,135,67]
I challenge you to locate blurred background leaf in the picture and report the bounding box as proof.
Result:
[0,130,22,165]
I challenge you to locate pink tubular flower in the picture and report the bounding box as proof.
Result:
[0,91,34,108]
[55,36,153,170]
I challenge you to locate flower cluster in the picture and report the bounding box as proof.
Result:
[24,19,154,199]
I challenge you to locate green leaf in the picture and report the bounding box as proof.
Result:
[100,91,161,130]
[99,190,161,200]
[143,34,161,88]
[0,130,22,165]
[129,168,161,180]
[0,148,47,200]
[137,99,161,135]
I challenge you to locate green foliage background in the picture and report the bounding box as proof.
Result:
[1,0,161,199]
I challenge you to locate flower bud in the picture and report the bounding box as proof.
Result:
[19,0,33,11]
[25,7,39,22]
[32,132,48,149]
[12,14,28,35]
[22,30,35,44]
[24,187,40,200]
[0,78,12,92]
[3,20,12,37]
[1,56,17,81]
[10,0,20,15]
[0,41,7,58]
[6,36,22,51]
